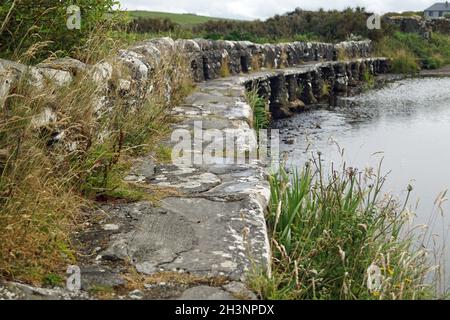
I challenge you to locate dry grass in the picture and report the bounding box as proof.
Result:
[321,81,331,97]
[280,50,289,68]
[219,55,231,78]
[251,54,262,71]
[336,47,350,61]
[123,269,229,292]
[0,40,193,285]
[88,285,117,300]
[0,75,94,283]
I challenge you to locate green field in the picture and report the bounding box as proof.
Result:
[127,10,226,26]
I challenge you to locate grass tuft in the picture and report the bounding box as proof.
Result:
[246,89,270,131]
[363,70,375,88]
[249,159,437,300]
[321,81,331,97]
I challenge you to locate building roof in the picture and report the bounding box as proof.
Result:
[425,2,450,11]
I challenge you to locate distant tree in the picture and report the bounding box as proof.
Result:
[192,8,382,43]
[129,17,179,33]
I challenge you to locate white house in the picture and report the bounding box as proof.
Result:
[424,2,450,20]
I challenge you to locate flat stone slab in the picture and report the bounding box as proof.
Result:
[178,286,235,300]
[177,282,256,300]
[0,282,90,300]
[102,196,270,281]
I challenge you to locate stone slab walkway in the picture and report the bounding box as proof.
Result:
[0,57,390,300]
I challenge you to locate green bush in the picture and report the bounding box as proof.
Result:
[391,51,419,74]
[0,0,120,62]
[376,32,450,72]
[192,7,385,43]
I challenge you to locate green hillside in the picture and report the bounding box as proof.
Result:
[127,10,225,26]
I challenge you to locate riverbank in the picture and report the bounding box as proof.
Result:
[359,64,450,91]
[420,65,450,77]
[375,32,450,74]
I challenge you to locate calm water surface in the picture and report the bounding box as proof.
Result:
[273,77,450,286]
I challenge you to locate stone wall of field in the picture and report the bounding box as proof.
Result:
[0,38,373,109]
[1,38,373,100]
[0,38,372,108]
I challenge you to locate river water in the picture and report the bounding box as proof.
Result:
[273,77,450,288]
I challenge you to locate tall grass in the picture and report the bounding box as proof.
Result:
[376,32,450,73]
[362,70,375,88]
[0,1,128,64]
[250,158,436,300]
[219,56,231,78]
[246,89,270,131]
[0,38,193,285]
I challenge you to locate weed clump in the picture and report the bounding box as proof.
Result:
[249,159,436,300]
[219,56,231,78]
[246,89,270,130]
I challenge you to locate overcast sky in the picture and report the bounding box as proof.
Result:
[118,0,436,20]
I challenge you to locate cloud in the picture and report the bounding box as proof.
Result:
[118,0,434,20]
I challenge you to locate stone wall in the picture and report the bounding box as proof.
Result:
[178,39,373,82]
[244,58,391,119]
[386,16,450,38]
[0,38,374,144]
[1,37,373,109]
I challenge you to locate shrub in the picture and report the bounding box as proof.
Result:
[129,17,179,34]
[0,0,121,62]
[0,41,193,285]
[193,8,379,43]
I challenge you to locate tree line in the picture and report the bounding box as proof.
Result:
[128,8,386,43]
